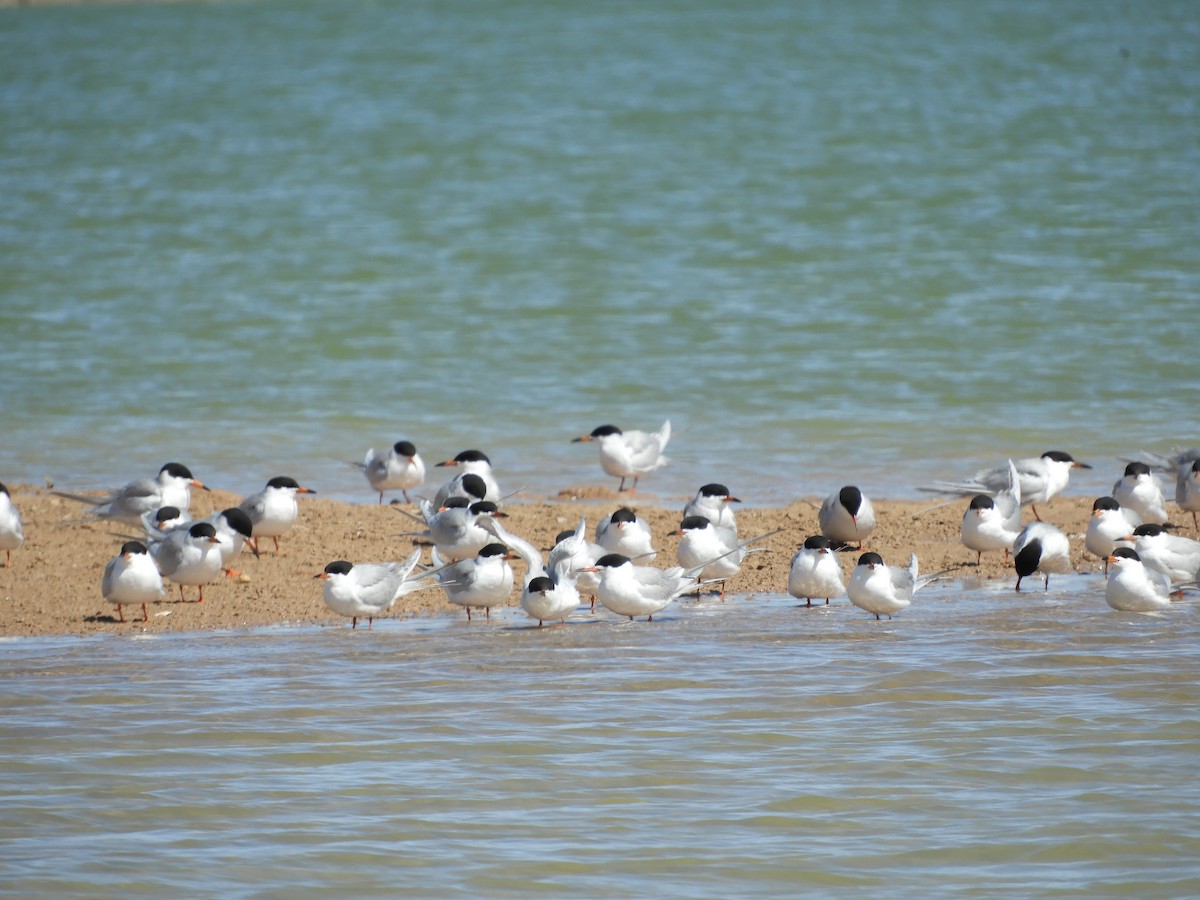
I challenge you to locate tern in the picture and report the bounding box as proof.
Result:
[926,451,1091,521]
[1111,462,1168,526]
[595,507,656,562]
[846,552,942,620]
[960,460,1022,565]
[961,495,1022,566]
[417,495,505,562]
[431,542,516,621]
[140,505,192,543]
[787,535,845,607]
[669,516,749,598]
[483,515,580,627]
[150,521,223,603]
[1123,524,1200,584]
[1181,459,1200,529]
[683,483,740,534]
[356,440,425,505]
[316,547,427,629]
[547,521,604,610]
[432,450,500,507]
[54,462,209,526]
[0,482,24,568]
[1103,548,1173,612]
[1084,497,1139,572]
[238,476,316,554]
[1013,521,1071,591]
[819,485,876,549]
[1124,448,1200,527]
[583,553,701,622]
[572,420,671,492]
[204,507,257,576]
[102,540,164,623]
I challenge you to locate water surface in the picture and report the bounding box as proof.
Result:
[2,0,1197,503]
[2,580,1199,896]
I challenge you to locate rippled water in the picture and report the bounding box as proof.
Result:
[3,580,1199,895]
[2,0,1198,503]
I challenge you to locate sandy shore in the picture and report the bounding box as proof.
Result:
[0,483,1122,638]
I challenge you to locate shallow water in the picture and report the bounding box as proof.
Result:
[2,0,1197,504]
[2,578,1199,896]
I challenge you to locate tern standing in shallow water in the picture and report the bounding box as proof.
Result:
[584,553,700,622]
[1013,521,1071,592]
[787,535,845,607]
[1103,548,1173,612]
[1124,524,1200,584]
[547,521,604,610]
[432,542,516,621]
[573,420,671,492]
[484,515,581,627]
[847,552,940,620]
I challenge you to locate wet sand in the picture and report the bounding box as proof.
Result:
[0,484,1120,638]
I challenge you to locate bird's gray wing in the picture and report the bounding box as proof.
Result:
[101,557,119,598]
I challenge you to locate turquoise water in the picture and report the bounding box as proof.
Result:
[1,0,1196,504]
[2,583,1199,897]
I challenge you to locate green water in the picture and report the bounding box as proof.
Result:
[3,0,1195,502]
[1,585,1199,896]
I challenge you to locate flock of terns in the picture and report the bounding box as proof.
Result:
[1,422,1198,628]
